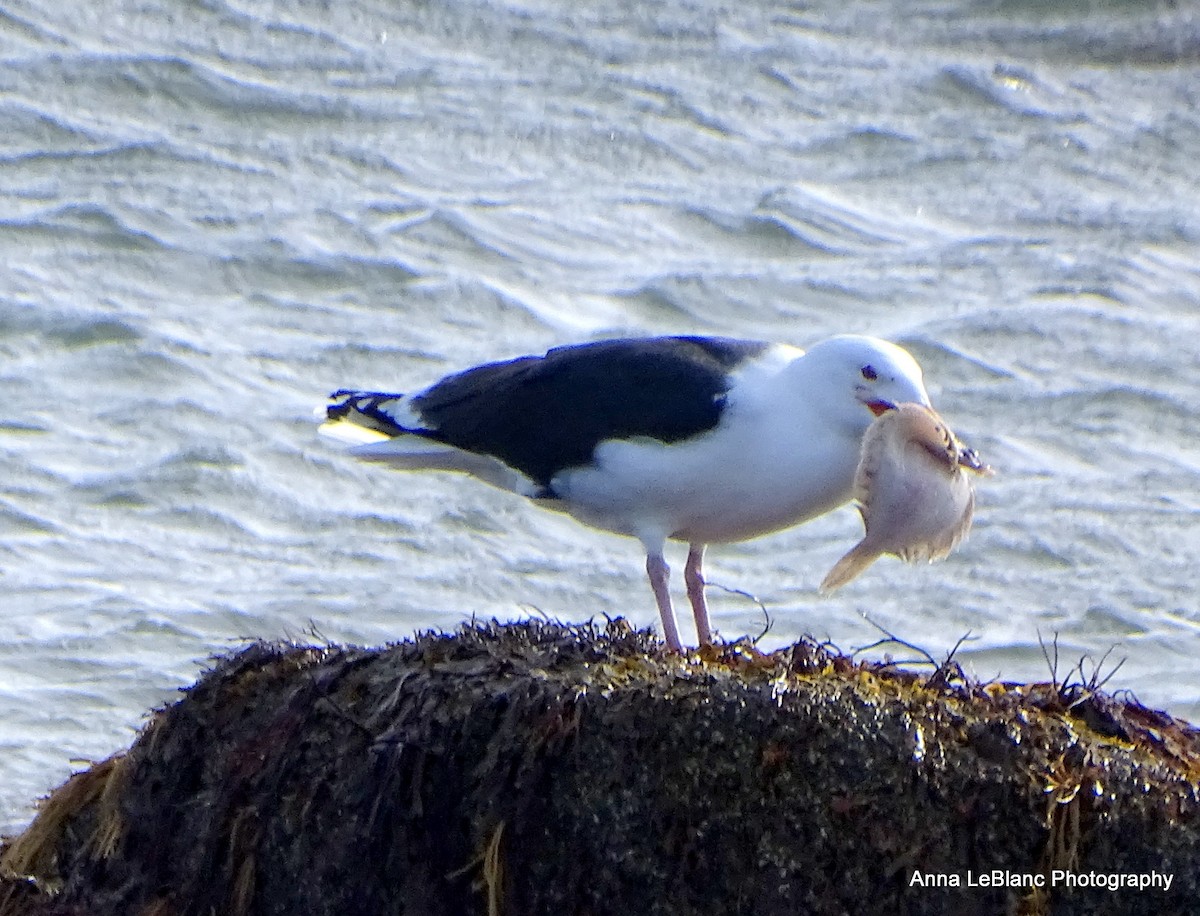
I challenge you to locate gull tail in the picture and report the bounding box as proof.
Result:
[819,541,882,594]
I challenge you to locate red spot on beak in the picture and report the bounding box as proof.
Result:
[866,400,894,417]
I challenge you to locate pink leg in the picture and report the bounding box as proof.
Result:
[684,543,712,646]
[646,552,683,652]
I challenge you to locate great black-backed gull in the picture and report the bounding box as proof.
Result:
[320,334,933,651]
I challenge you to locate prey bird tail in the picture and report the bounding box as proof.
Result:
[819,540,882,594]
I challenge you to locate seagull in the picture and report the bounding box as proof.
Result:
[320,334,933,651]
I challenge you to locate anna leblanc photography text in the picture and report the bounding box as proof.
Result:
[908,869,1174,892]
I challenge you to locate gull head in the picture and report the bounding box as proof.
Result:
[801,335,932,435]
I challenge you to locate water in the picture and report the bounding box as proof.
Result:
[2,0,1199,832]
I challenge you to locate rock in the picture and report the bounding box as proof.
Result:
[2,620,1198,915]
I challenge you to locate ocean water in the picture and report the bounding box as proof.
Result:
[2,0,1199,832]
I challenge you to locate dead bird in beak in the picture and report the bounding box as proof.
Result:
[821,403,991,593]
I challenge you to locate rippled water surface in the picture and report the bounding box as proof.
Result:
[2,0,1199,830]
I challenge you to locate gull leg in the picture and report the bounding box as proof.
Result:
[646,552,683,652]
[684,543,712,646]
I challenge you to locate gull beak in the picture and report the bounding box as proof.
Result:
[864,398,895,417]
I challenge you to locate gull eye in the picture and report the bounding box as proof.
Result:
[860,364,878,381]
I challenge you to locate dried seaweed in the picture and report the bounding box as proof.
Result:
[2,619,1198,916]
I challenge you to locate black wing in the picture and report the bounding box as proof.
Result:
[413,336,769,487]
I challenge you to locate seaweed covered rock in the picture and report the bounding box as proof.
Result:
[2,620,1199,915]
